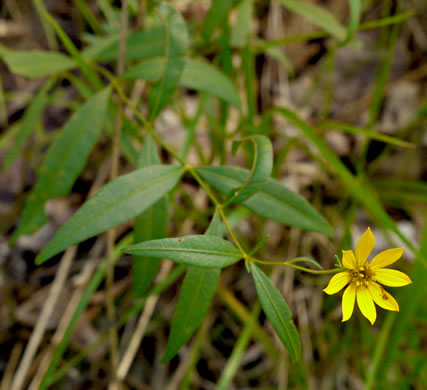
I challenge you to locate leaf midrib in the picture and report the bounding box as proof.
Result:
[57,167,182,239]
[127,246,241,258]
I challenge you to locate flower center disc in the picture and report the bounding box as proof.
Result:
[351,265,375,287]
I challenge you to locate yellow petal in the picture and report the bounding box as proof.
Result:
[323,272,351,295]
[356,285,377,325]
[342,250,357,269]
[370,248,403,269]
[355,227,375,265]
[368,282,399,312]
[342,284,357,322]
[375,269,412,287]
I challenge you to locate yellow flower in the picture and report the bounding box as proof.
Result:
[324,227,412,325]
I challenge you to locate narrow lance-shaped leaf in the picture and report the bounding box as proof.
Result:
[181,58,241,109]
[204,209,226,238]
[196,165,333,237]
[224,135,273,205]
[202,0,233,41]
[342,0,362,45]
[123,57,241,109]
[149,3,189,119]
[133,135,168,298]
[11,87,111,244]
[278,0,346,41]
[161,266,220,362]
[88,26,166,62]
[3,79,52,170]
[3,50,75,78]
[122,58,165,82]
[161,212,223,362]
[124,235,242,268]
[230,0,253,48]
[36,165,184,264]
[250,263,301,361]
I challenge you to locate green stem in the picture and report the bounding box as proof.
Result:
[185,165,247,256]
[251,258,343,275]
[89,62,186,165]
[217,206,246,256]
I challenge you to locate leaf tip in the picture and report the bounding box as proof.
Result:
[34,254,45,265]
[8,233,18,247]
[160,350,174,364]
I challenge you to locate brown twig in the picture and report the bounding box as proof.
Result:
[27,256,100,390]
[113,261,173,386]
[10,246,76,390]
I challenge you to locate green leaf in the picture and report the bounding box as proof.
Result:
[205,209,226,238]
[342,0,362,45]
[161,266,220,362]
[149,57,184,119]
[124,235,242,268]
[149,3,189,119]
[249,263,301,360]
[225,135,273,205]
[181,58,241,110]
[196,165,333,236]
[278,0,347,41]
[121,57,165,82]
[89,26,166,62]
[3,80,52,170]
[133,135,168,298]
[265,46,294,76]
[161,212,223,363]
[2,50,75,78]
[0,43,10,58]
[123,57,241,109]
[231,0,253,48]
[202,0,233,41]
[35,165,184,264]
[11,87,111,244]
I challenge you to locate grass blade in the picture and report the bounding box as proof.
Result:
[278,0,346,41]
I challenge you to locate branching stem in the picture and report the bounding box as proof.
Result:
[88,61,340,276]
